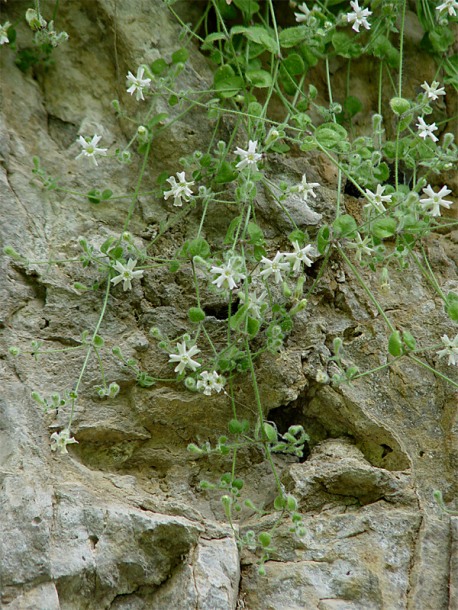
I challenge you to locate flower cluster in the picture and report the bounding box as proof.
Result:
[346,0,372,32]
[169,342,201,374]
[436,0,458,17]
[234,140,262,171]
[261,243,314,283]
[50,429,78,454]
[211,259,246,291]
[126,66,152,101]
[416,117,438,142]
[76,135,108,166]
[110,259,144,291]
[437,334,458,366]
[164,172,195,207]
[196,371,226,395]
[420,185,453,217]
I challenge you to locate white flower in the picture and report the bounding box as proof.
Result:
[196,371,226,396]
[75,135,108,166]
[50,429,78,454]
[364,184,392,214]
[437,334,458,366]
[347,232,374,261]
[283,242,314,273]
[211,261,246,291]
[436,0,458,17]
[296,174,320,202]
[163,171,194,207]
[126,66,151,101]
[234,140,262,171]
[0,21,11,45]
[110,259,144,291]
[168,342,201,375]
[294,3,310,22]
[346,0,372,32]
[260,252,290,284]
[421,81,446,101]
[416,117,439,142]
[420,184,453,217]
[238,290,267,319]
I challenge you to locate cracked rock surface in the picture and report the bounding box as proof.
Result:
[1,1,457,609]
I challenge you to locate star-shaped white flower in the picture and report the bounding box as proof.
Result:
[110,259,144,291]
[168,342,201,375]
[296,174,320,202]
[126,66,152,101]
[76,135,108,166]
[163,171,194,207]
[436,0,458,17]
[211,261,246,291]
[238,289,267,319]
[283,242,314,273]
[416,117,439,142]
[437,334,458,366]
[234,140,262,171]
[421,81,446,101]
[347,232,374,262]
[50,429,78,454]
[364,184,392,214]
[294,3,310,23]
[196,371,226,396]
[0,21,11,45]
[420,184,453,217]
[260,252,290,284]
[346,0,372,32]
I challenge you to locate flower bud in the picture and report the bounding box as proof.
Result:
[390,97,410,115]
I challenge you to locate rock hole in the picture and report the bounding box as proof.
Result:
[380,444,393,458]
[89,535,99,549]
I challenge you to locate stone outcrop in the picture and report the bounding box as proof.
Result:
[1,1,457,609]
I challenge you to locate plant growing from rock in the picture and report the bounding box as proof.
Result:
[4,0,458,571]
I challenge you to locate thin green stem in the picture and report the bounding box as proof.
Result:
[398,0,407,98]
[409,354,458,389]
[245,340,283,496]
[67,278,112,429]
[338,246,396,332]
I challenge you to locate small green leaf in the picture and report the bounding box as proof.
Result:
[402,331,416,351]
[289,229,305,246]
[388,331,403,357]
[171,47,189,64]
[315,122,348,149]
[228,419,244,434]
[332,31,362,58]
[235,25,277,53]
[343,95,362,117]
[233,0,260,16]
[247,222,264,245]
[187,238,211,259]
[371,217,397,240]
[279,26,307,48]
[317,224,331,252]
[229,303,250,330]
[101,189,113,200]
[333,214,357,238]
[87,189,101,204]
[247,316,260,338]
[262,423,278,443]
[150,58,168,75]
[445,292,458,322]
[245,69,273,88]
[282,53,305,76]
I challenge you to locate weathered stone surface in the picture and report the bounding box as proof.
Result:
[1,1,457,609]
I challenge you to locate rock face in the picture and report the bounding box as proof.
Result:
[0,2,457,609]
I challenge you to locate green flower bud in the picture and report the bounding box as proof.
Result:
[188,307,206,323]
[389,97,410,115]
